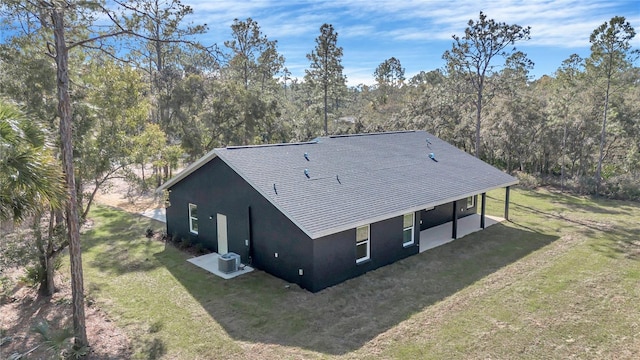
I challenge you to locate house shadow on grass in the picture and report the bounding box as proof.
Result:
[156,222,557,355]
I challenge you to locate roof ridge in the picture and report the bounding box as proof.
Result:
[327,130,417,139]
[223,139,318,150]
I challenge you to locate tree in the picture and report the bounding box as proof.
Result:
[587,16,637,196]
[126,0,209,181]
[443,11,531,158]
[0,100,66,296]
[305,23,346,136]
[400,69,475,151]
[222,18,285,145]
[374,57,405,89]
[78,59,149,210]
[552,54,585,191]
[224,17,284,92]
[0,0,209,349]
[485,53,543,173]
[0,100,64,222]
[373,57,406,114]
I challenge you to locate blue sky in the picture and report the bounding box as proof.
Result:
[185,0,639,85]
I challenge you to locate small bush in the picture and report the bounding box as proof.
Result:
[515,171,539,189]
[19,257,63,288]
[0,276,12,303]
[171,233,180,245]
[145,228,154,238]
[602,174,640,201]
[193,243,206,255]
[179,237,192,249]
[21,264,45,287]
[31,319,72,351]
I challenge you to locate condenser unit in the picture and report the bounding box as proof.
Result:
[218,252,240,273]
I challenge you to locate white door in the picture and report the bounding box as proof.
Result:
[217,213,228,254]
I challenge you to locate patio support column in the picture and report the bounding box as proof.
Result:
[452,200,458,239]
[481,193,486,229]
[505,186,511,221]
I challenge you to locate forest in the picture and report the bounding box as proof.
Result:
[0,1,638,353]
[1,3,638,200]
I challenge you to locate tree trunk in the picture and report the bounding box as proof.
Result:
[475,86,482,158]
[561,122,567,192]
[323,82,328,136]
[595,60,612,197]
[52,7,88,349]
[45,253,56,296]
[45,208,56,296]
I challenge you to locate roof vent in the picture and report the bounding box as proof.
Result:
[426,138,432,149]
[304,152,310,161]
[304,169,310,178]
[429,153,438,162]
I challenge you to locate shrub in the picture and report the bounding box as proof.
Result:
[0,276,12,304]
[19,256,63,288]
[602,174,640,201]
[170,233,180,245]
[179,237,192,249]
[21,264,45,287]
[31,319,88,359]
[193,243,206,255]
[515,171,539,189]
[145,228,154,238]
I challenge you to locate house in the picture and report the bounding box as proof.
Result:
[158,130,518,292]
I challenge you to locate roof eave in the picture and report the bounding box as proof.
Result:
[306,179,519,239]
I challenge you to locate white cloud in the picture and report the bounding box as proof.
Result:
[181,0,640,84]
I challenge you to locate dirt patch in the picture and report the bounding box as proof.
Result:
[1,174,163,360]
[92,174,162,215]
[1,271,131,359]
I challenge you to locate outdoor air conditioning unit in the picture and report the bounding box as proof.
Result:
[218,252,240,273]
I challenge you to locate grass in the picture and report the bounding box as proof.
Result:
[77,188,640,359]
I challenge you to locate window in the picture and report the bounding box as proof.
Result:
[356,225,370,263]
[466,196,475,209]
[189,203,198,234]
[403,213,415,246]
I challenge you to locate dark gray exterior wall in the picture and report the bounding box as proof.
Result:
[310,212,420,292]
[166,159,478,292]
[419,196,477,231]
[166,157,315,290]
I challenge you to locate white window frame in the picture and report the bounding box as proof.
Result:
[188,203,198,234]
[356,224,370,264]
[402,213,415,247]
[466,196,475,209]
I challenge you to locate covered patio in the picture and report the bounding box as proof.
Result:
[419,188,512,253]
[419,213,504,253]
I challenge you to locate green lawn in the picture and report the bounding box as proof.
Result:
[78,188,640,359]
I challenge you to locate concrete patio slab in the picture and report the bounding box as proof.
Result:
[187,253,254,279]
[419,214,504,253]
[140,208,166,223]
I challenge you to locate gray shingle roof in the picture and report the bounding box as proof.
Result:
[161,131,518,239]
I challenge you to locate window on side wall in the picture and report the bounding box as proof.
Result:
[356,224,370,263]
[189,203,198,234]
[466,196,475,209]
[403,213,415,246]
